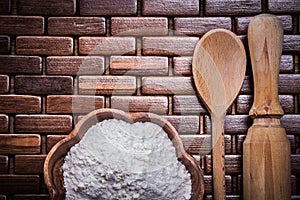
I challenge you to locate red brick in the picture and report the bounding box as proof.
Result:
[15,75,73,95]
[173,95,207,114]
[79,76,136,95]
[48,17,105,36]
[46,135,67,153]
[46,56,105,75]
[174,17,231,36]
[164,115,199,134]
[0,95,41,114]
[173,56,192,75]
[110,56,168,75]
[0,16,44,35]
[0,134,40,154]
[237,95,295,114]
[0,75,9,93]
[206,155,242,174]
[291,154,300,175]
[0,35,10,54]
[283,35,300,53]
[0,0,10,14]
[142,0,199,16]
[15,115,72,134]
[205,0,261,16]
[46,95,104,114]
[268,0,300,13]
[142,77,194,95]
[281,115,300,134]
[142,37,199,56]
[203,175,232,194]
[16,36,73,55]
[0,114,8,133]
[18,0,75,15]
[0,56,42,74]
[14,155,46,174]
[79,37,136,55]
[235,15,293,34]
[205,115,251,135]
[80,0,137,16]
[12,195,50,200]
[111,17,168,36]
[111,96,168,114]
[0,156,8,174]
[180,135,232,155]
[0,175,40,194]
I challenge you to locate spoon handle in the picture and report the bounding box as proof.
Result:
[243,14,291,200]
[211,114,225,200]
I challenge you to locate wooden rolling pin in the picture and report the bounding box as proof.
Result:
[243,14,291,200]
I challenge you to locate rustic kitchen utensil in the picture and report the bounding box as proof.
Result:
[192,29,246,199]
[243,14,291,200]
[44,109,205,200]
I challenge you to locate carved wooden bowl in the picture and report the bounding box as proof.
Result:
[44,109,204,200]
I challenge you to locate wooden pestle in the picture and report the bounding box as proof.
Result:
[243,14,291,200]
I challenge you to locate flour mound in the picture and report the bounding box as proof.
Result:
[62,119,192,199]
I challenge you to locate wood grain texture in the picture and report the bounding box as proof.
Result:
[18,0,76,15]
[268,0,300,13]
[205,195,241,200]
[15,155,46,174]
[180,135,232,155]
[174,17,231,36]
[110,56,168,75]
[0,0,10,14]
[203,175,232,194]
[0,56,42,74]
[142,77,195,95]
[173,57,192,75]
[0,95,41,114]
[15,115,72,134]
[143,37,199,56]
[0,175,40,194]
[0,36,10,54]
[244,14,290,200]
[111,96,168,114]
[235,15,293,34]
[16,36,73,55]
[0,156,8,174]
[46,95,104,114]
[0,16,44,35]
[206,155,242,174]
[79,76,136,95]
[163,115,199,134]
[15,75,73,95]
[80,0,137,16]
[173,95,207,114]
[46,56,104,75]
[0,114,8,133]
[0,75,9,93]
[237,95,294,114]
[205,0,261,16]
[142,0,199,16]
[111,17,168,36]
[48,17,105,36]
[46,135,67,153]
[79,37,136,55]
[0,134,40,154]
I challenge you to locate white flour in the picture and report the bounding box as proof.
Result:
[62,119,192,199]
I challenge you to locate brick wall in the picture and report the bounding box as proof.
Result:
[0,0,299,199]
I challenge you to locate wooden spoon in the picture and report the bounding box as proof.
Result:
[243,14,291,200]
[192,29,246,199]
